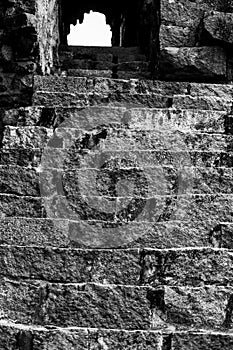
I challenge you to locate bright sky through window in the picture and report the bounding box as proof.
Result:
[68,11,112,46]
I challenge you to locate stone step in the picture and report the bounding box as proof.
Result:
[0,279,152,329]
[2,126,233,152]
[62,59,114,70]
[0,246,232,286]
[0,148,232,169]
[0,193,233,226]
[60,45,144,58]
[61,59,149,72]
[34,76,233,99]
[33,76,233,110]
[33,91,232,110]
[0,217,232,249]
[65,69,113,78]
[2,106,230,134]
[60,50,147,64]
[1,164,233,198]
[0,320,165,350]
[64,69,151,79]
[0,321,232,350]
[0,279,232,331]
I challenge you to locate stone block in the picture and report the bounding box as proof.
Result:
[0,246,141,284]
[151,285,233,330]
[160,46,227,82]
[0,280,152,329]
[172,332,233,350]
[204,11,233,45]
[160,25,196,48]
[141,248,233,286]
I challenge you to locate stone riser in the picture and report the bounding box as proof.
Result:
[1,165,233,197]
[0,246,232,286]
[2,106,230,134]
[0,217,232,249]
[2,126,233,153]
[34,76,233,98]
[0,279,232,331]
[1,321,233,350]
[33,91,232,111]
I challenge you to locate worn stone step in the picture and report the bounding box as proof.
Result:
[62,60,149,72]
[34,76,233,99]
[65,69,113,78]
[0,321,233,350]
[0,246,233,286]
[3,126,233,152]
[0,320,164,350]
[65,69,151,79]
[33,91,232,110]
[0,279,233,331]
[60,50,147,64]
[0,279,152,329]
[62,59,114,70]
[1,192,233,225]
[62,45,144,58]
[32,91,173,108]
[3,106,230,134]
[42,194,233,226]
[0,217,232,249]
[1,148,233,169]
[0,320,233,349]
[115,71,152,79]
[1,164,233,198]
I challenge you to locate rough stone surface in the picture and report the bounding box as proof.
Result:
[1,0,233,347]
[160,47,227,82]
[204,11,233,45]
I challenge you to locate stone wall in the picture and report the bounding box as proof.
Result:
[0,0,59,108]
[36,0,60,75]
[160,0,233,82]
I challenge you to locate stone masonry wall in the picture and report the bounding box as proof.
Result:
[0,0,59,108]
[160,0,233,82]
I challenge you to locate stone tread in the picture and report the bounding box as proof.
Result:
[1,320,233,350]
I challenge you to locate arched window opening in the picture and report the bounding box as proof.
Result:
[67,11,112,46]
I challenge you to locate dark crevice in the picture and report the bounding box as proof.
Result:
[0,109,5,148]
[34,283,50,324]
[16,331,34,350]
[147,288,166,313]
[224,113,233,135]
[209,224,223,248]
[223,294,233,328]
[38,107,57,128]
[162,334,173,350]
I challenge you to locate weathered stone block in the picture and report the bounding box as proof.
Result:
[152,286,233,330]
[0,194,43,218]
[160,25,196,48]
[88,329,161,350]
[0,247,141,284]
[0,165,39,196]
[0,217,69,247]
[160,46,227,82]
[204,11,233,45]
[0,281,152,329]
[2,126,53,149]
[141,248,233,286]
[172,332,233,350]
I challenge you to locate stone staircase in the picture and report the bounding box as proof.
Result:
[1,62,233,348]
[59,46,150,79]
